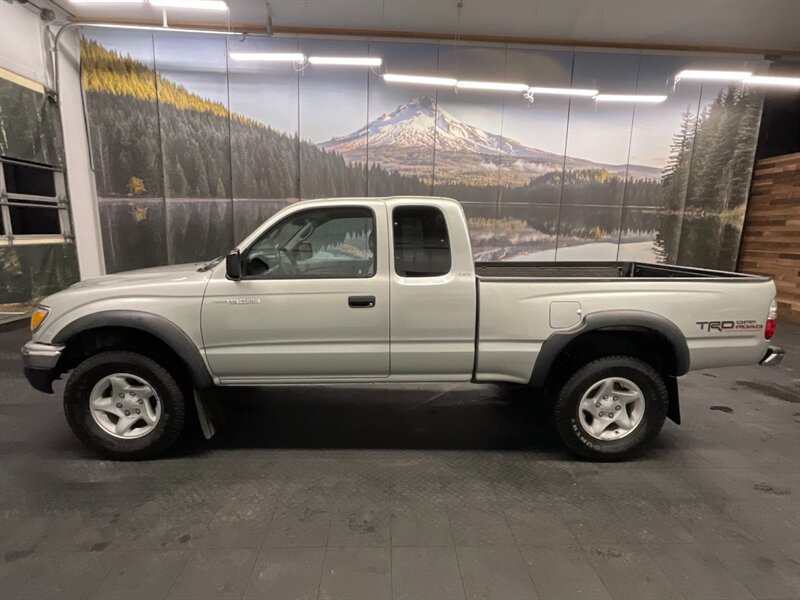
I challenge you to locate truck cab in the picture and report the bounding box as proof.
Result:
[202,197,477,384]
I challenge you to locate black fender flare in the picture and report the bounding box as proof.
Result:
[52,310,214,389]
[529,309,690,388]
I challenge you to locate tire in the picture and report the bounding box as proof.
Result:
[64,351,186,460]
[553,355,668,461]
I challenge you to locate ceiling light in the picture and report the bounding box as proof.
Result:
[149,0,228,10]
[744,75,800,88]
[456,80,529,92]
[308,57,382,67]
[71,0,144,3]
[675,69,752,82]
[595,94,668,103]
[527,86,599,97]
[89,23,243,34]
[229,52,305,62]
[383,73,457,87]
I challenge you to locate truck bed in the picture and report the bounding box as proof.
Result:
[474,261,775,384]
[475,261,764,280]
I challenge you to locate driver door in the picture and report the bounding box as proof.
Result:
[201,203,390,382]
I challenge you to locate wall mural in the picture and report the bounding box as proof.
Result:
[79,30,765,274]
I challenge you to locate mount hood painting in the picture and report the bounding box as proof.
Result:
[321,96,660,185]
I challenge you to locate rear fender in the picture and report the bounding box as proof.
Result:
[530,309,690,388]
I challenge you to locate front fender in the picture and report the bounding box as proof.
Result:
[52,310,214,389]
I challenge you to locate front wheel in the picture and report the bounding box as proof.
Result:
[64,351,186,460]
[553,355,668,461]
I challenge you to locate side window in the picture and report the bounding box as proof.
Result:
[392,206,452,277]
[244,207,375,279]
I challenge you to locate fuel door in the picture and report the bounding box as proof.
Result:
[550,301,582,329]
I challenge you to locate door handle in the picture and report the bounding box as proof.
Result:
[348,295,376,308]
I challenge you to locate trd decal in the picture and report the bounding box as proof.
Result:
[696,320,763,332]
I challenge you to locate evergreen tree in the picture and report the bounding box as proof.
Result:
[214,176,226,198]
[662,106,695,212]
[169,162,188,197]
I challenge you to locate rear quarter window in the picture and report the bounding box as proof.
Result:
[392,206,452,277]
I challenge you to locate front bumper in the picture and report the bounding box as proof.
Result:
[21,341,64,393]
[759,346,785,366]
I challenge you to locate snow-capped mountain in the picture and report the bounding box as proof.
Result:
[321,96,562,160]
[320,96,660,184]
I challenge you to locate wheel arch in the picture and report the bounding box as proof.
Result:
[530,311,687,424]
[530,310,689,386]
[52,310,214,390]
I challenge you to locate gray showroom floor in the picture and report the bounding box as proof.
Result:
[1,323,798,600]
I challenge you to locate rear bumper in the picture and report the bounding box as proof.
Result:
[759,346,784,366]
[21,341,64,393]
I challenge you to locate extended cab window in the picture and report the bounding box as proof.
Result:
[393,206,451,277]
[244,207,375,279]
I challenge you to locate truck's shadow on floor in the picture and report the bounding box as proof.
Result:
[187,384,565,454]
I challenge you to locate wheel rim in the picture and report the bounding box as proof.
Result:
[89,373,162,439]
[577,376,645,441]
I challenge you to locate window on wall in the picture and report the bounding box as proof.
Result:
[0,158,71,244]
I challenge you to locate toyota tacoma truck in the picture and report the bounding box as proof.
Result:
[21,196,784,461]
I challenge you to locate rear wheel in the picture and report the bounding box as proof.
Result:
[64,351,186,460]
[553,355,668,461]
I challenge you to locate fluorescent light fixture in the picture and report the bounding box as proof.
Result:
[229,52,305,62]
[149,0,228,10]
[456,80,529,92]
[383,73,457,87]
[744,75,800,87]
[71,0,144,3]
[595,94,668,103]
[527,86,598,97]
[88,23,243,35]
[676,69,752,82]
[308,56,382,67]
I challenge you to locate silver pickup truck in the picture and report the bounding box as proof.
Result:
[22,196,784,461]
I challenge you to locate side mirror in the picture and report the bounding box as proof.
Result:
[226,250,242,280]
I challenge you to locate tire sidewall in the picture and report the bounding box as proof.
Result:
[65,352,185,459]
[556,357,668,460]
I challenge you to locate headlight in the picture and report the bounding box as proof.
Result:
[30,307,50,332]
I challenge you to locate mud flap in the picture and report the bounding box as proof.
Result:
[193,389,220,439]
[666,375,681,424]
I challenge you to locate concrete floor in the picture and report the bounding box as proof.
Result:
[1,323,798,600]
